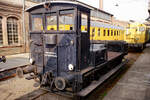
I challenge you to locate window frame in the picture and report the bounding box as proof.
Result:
[108,29,110,36]
[0,17,3,45]
[59,10,75,31]
[31,14,44,32]
[98,28,101,36]
[7,17,19,45]
[81,12,88,33]
[114,30,116,36]
[103,29,106,36]
[111,30,113,36]
[91,27,95,37]
[46,12,58,31]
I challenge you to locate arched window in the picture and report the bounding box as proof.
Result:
[0,17,3,45]
[7,17,18,45]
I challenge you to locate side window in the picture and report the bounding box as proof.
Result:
[114,30,116,36]
[81,13,88,32]
[46,14,57,31]
[111,30,113,36]
[92,28,95,37]
[98,28,100,36]
[59,12,74,31]
[117,31,119,36]
[120,30,121,36]
[103,29,106,36]
[139,27,145,32]
[31,15,43,31]
[108,29,110,36]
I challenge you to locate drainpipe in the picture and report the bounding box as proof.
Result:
[22,0,26,52]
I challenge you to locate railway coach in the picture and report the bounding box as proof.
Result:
[125,23,150,50]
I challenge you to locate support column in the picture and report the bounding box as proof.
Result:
[99,0,103,10]
[2,16,8,46]
[18,20,22,45]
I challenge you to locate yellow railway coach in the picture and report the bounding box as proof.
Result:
[89,21,125,41]
[125,23,150,50]
[44,18,126,43]
[42,14,149,51]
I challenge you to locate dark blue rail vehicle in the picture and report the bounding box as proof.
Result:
[26,1,127,97]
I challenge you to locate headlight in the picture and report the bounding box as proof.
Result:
[29,58,34,64]
[68,64,74,71]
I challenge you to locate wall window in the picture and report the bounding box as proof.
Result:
[0,17,3,45]
[7,17,19,45]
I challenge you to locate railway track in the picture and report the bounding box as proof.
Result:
[0,65,28,81]
[0,53,141,100]
[14,60,128,100]
[16,61,128,100]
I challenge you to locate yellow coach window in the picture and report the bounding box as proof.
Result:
[32,15,43,31]
[111,30,113,36]
[114,30,116,36]
[139,27,145,32]
[103,30,106,36]
[98,28,100,36]
[108,30,110,36]
[46,14,57,31]
[117,31,119,36]
[91,28,95,37]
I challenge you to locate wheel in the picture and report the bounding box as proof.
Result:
[54,77,66,91]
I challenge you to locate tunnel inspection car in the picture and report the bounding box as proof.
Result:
[25,1,128,97]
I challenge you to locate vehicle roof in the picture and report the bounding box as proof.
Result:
[129,22,146,28]
[26,1,92,12]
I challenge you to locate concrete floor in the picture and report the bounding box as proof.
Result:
[104,45,150,100]
[0,53,29,71]
[0,76,38,100]
[0,46,150,100]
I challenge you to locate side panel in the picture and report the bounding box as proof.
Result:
[30,33,44,73]
[43,34,77,77]
[44,34,57,75]
[57,34,76,76]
